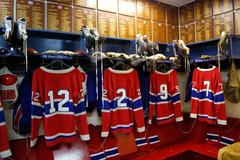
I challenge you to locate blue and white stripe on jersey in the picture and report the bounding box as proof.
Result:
[148,135,160,144]
[110,123,134,131]
[171,92,181,104]
[206,133,219,142]
[90,151,106,160]
[0,107,6,126]
[214,91,225,104]
[31,102,44,119]
[149,92,171,104]
[220,136,235,145]
[104,147,119,158]
[192,88,215,102]
[135,137,148,147]
[45,132,76,142]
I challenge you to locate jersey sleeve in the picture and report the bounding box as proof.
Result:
[132,72,145,133]
[101,71,111,137]
[0,101,12,158]
[75,71,90,141]
[214,70,227,125]
[190,70,199,119]
[31,71,44,147]
[170,71,183,122]
[148,73,157,124]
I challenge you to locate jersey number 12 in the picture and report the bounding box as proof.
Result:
[48,90,69,113]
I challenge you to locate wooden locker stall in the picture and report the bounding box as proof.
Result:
[179,2,195,25]
[180,23,195,44]
[195,0,212,20]
[166,5,178,25]
[212,0,233,15]
[137,18,151,40]
[74,7,96,32]
[152,22,166,43]
[167,25,179,43]
[152,1,166,23]
[213,12,234,38]
[196,18,213,42]
[49,0,72,4]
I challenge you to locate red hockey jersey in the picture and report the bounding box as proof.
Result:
[190,66,227,125]
[31,66,89,147]
[0,100,12,158]
[101,68,145,137]
[148,69,183,125]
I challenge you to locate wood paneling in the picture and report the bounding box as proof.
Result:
[196,18,213,42]
[235,0,240,9]
[167,25,179,43]
[49,0,72,5]
[16,0,45,30]
[98,11,117,37]
[137,18,151,40]
[152,22,166,43]
[119,0,135,16]
[137,0,151,19]
[195,0,212,20]
[119,15,135,39]
[166,5,178,25]
[74,0,96,8]
[152,2,166,23]
[235,9,240,35]
[74,7,96,32]
[98,0,118,13]
[180,2,194,25]
[180,23,195,44]
[213,12,234,38]
[0,0,14,26]
[212,0,233,15]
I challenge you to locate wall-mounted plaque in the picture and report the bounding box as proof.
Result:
[152,22,166,43]
[98,11,117,37]
[119,0,135,16]
[137,0,151,19]
[196,18,213,42]
[180,2,195,25]
[47,3,72,32]
[74,7,96,32]
[213,12,234,38]
[180,23,195,44]
[16,0,45,30]
[49,0,72,5]
[0,0,14,26]
[98,0,117,13]
[166,5,178,25]
[167,25,179,43]
[235,9,240,35]
[152,2,166,23]
[119,15,135,39]
[137,18,151,40]
[212,0,233,15]
[195,0,212,20]
[74,0,96,8]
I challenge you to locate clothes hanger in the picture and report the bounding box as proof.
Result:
[156,62,171,73]
[45,60,71,70]
[198,61,214,69]
[112,59,130,70]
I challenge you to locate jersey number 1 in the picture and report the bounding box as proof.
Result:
[48,90,69,113]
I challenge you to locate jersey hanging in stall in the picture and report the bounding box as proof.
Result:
[31,66,89,147]
[190,66,227,125]
[101,68,145,137]
[148,69,183,125]
[0,99,12,158]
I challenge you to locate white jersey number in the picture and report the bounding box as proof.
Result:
[160,84,168,100]
[203,81,210,96]
[48,90,69,113]
[117,88,127,107]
